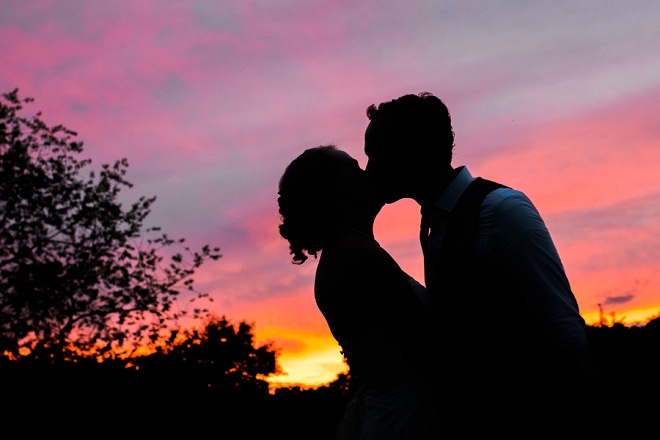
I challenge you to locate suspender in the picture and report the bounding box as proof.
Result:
[432,178,505,302]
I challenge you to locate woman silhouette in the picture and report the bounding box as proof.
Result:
[278,146,443,439]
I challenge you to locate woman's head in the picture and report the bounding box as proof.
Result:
[278,145,378,264]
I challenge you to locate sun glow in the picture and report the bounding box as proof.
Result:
[259,302,660,389]
[581,304,660,327]
[264,332,347,388]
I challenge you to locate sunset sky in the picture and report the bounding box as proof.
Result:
[2,0,660,386]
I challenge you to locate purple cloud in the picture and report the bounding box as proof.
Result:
[604,294,635,305]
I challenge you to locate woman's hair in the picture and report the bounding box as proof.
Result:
[278,145,361,264]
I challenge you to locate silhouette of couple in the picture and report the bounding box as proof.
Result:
[278,93,593,439]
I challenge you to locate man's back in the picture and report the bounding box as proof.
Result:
[423,170,592,437]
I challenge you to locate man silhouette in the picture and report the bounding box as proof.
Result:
[364,93,593,438]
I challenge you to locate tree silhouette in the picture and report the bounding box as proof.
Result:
[137,317,279,394]
[0,89,220,360]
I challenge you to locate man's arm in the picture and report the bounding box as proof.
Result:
[483,190,593,387]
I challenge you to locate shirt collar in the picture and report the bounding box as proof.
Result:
[433,166,475,213]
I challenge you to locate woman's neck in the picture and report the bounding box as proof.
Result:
[338,225,376,241]
[339,212,376,239]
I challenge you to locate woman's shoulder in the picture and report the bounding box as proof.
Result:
[322,233,399,273]
[317,237,409,302]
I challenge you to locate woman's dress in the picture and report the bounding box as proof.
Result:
[315,234,442,439]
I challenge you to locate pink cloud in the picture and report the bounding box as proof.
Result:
[475,88,660,215]
[469,90,660,316]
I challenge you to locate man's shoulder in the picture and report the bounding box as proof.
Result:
[476,182,551,247]
[456,172,532,211]
[480,183,533,213]
[474,181,547,229]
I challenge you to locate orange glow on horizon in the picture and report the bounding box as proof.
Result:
[265,335,347,388]
[581,304,660,327]
[260,303,660,388]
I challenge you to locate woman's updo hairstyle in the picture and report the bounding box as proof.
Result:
[278,145,361,264]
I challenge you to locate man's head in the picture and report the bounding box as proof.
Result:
[364,92,455,204]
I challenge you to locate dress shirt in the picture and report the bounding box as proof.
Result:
[424,166,592,384]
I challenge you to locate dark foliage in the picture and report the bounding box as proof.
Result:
[0,89,220,359]
[587,318,660,378]
[271,381,355,439]
[2,318,659,438]
[1,318,341,439]
[580,317,660,437]
[136,316,279,394]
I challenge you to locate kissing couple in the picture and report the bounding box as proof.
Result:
[278,93,593,439]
